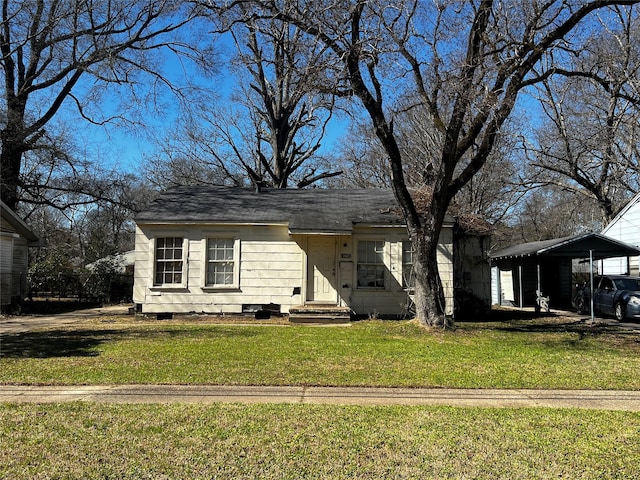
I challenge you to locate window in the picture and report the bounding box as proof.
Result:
[616,277,640,291]
[206,238,236,287]
[154,237,184,285]
[598,277,613,291]
[357,240,385,288]
[402,241,414,289]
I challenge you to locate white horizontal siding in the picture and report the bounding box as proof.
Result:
[1,233,29,306]
[237,240,302,296]
[11,240,28,298]
[134,222,456,316]
[601,196,640,275]
[349,226,454,316]
[134,225,304,313]
[0,235,13,305]
[0,235,12,273]
[241,251,301,264]
[132,226,151,304]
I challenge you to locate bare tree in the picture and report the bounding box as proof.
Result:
[336,102,522,225]
[172,5,343,189]
[498,187,601,246]
[0,0,207,210]
[332,117,392,188]
[145,12,344,189]
[144,106,247,190]
[14,125,143,215]
[225,0,640,327]
[231,16,343,187]
[524,6,640,224]
[401,99,524,224]
[81,176,153,262]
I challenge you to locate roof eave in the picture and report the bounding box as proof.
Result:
[0,200,39,242]
[602,191,640,235]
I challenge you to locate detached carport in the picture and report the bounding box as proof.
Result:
[491,233,640,312]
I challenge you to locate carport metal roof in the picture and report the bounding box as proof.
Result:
[491,233,640,321]
[491,232,640,261]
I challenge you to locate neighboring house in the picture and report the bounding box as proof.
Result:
[600,192,640,276]
[85,251,135,302]
[1,201,39,312]
[86,250,135,274]
[133,186,489,319]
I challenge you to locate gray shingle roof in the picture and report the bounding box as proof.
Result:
[136,186,413,233]
[491,232,640,260]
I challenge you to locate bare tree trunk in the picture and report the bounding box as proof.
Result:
[337,2,453,327]
[0,126,26,210]
[409,223,449,328]
[0,85,27,209]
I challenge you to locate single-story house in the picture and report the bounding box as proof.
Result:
[600,191,640,276]
[133,186,490,320]
[1,200,39,312]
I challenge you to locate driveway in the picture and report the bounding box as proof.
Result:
[0,304,132,334]
[500,306,640,332]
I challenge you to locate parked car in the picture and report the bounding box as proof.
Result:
[572,275,640,321]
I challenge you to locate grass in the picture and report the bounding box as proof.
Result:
[2,314,640,478]
[1,315,640,389]
[1,402,639,479]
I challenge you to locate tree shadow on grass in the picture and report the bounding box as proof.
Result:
[473,308,557,323]
[494,321,640,347]
[0,329,127,358]
[459,308,640,338]
[0,324,263,359]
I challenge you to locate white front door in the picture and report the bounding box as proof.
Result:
[307,236,338,303]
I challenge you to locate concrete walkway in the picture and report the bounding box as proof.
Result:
[0,305,132,333]
[1,385,640,411]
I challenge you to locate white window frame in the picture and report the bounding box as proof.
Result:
[203,236,240,290]
[152,236,187,288]
[402,240,415,291]
[356,239,387,289]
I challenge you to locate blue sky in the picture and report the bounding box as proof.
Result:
[65,38,348,177]
[53,14,545,183]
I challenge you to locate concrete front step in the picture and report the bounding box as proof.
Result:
[289,305,351,324]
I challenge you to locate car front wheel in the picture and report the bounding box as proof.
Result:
[615,302,626,321]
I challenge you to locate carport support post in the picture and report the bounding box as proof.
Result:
[589,250,596,322]
[536,263,541,313]
[519,265,523,309]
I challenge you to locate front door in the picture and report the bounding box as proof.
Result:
[306,236,337,303]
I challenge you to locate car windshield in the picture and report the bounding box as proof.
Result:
[613,278,640,291]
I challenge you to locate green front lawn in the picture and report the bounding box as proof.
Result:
[2,316,640,479]
[1,317,639,389]
[1,402,639,479]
